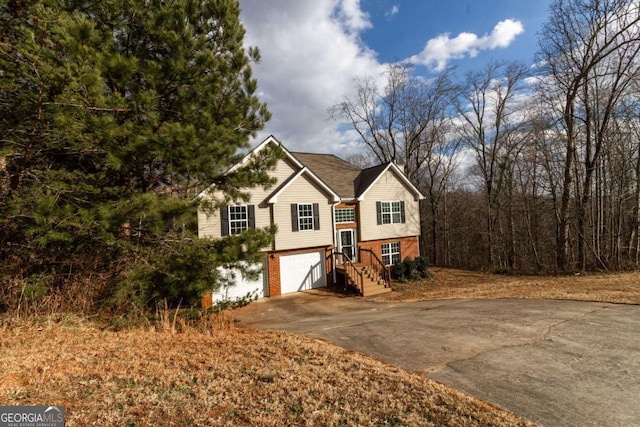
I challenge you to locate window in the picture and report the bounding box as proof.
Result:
[291,203,320,231]
[335,208,355,223]
[229,205,248,235]
[298,203,314,231]
[377,201,405,225]
[382,242,400,266]
[220,205,255,236]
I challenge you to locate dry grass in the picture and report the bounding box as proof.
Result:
[0,316,533,427]
[6,268,634,426]
[381,268,640,304]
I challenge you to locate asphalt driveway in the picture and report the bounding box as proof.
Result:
[235,292,640,427]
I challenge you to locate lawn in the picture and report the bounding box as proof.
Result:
[381,267,640,304]
[0,314,532,426]
[3,268,638,426]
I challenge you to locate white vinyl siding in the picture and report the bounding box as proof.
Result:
[360,169,420,241]
[273,176,333,251]
[197,157,298,239]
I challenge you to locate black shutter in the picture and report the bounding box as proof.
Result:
[291,204,298,232]
[247,205,255,229]
[376,202,382,225]
[313,203,320,230]
[400,201,405,223]
[220,207,229,236]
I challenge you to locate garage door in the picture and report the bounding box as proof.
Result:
[212,259,268,303]
[279,251,326,294]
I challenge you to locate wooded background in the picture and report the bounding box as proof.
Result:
[332,0,640,273]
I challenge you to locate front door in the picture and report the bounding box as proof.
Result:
[339,229,357,262]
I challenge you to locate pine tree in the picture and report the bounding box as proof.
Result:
[0,0,276,311]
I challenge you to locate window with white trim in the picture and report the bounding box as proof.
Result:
[298,203,314,231]
[377,201,404,224]
[229,205,248,234]
[291,203,320,232]
[382,242,400,266]
[335,208,355,223]
[221,205,255,236]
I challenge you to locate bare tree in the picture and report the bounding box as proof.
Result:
[613,86,640,266]
[454,61,530,270]
[537,0,640,270]
[331,65,457,176]
[330,65,410,168]
[331,64,459,263]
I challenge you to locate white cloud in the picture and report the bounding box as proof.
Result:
[238,2,528,158]
[386,5,400,18]
[337,0,372,33]
[487,19,524,48]
[407,19,525,71]
[239,0,384,155]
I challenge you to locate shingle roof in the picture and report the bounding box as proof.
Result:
[291,152,362,199]
[354,163,390,198]
[291,151,421,201]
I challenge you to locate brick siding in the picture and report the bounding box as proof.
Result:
[358,236,420,264]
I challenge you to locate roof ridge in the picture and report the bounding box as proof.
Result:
[360,161,391,172]
[354,163,391,198]
[290,152,361,198]
[291,151,360,167]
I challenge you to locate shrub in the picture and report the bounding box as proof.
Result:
[392,256,430,282]
[414,256,430,278]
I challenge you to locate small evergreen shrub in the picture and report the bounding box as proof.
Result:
[414,256,430,278]
[208,291,258,314]
[392,260,407,282]
[392,256,430,282]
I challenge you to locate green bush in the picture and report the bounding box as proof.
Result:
[414,256,430,278]
[392,256,430,282]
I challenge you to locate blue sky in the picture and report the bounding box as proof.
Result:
[360,0,552,71]
[239,0,554,155]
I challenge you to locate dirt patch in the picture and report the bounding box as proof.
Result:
[0,319,533,426]
[379,268,640,304]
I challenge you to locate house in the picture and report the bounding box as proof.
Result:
[197,135,424,301]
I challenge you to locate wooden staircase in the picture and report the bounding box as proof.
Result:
[358,264,392,296]
[335,249,392,296]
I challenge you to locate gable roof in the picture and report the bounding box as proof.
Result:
[197,135,306,199]
[355,162,425,201]
[228,135,304,173]
[291,152,361,199]
[293,152,424,201]
[266,166,340,204]
[199,135,424,202]
[354,163,389,198]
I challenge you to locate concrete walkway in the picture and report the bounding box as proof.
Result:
[235,293,640,427]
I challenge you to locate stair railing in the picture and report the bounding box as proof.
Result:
[338,250,364,295]
[358,248,391,288]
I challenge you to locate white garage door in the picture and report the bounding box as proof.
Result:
[280,251,326,294]
[212,259,268,303]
